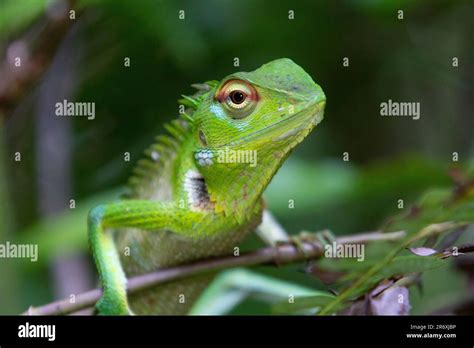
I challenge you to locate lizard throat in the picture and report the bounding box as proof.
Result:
[184,170,213,211]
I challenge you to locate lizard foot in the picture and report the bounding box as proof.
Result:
[288,229,337,259]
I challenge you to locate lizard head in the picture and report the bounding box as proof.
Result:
[191,58,326,221]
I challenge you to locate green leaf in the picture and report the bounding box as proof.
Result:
[272,294,336,315]
[379,255,446,278]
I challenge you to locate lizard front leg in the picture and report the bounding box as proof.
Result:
[255,209,290,246]
[88,200,199,315]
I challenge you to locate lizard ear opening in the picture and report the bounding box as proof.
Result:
[198,129,208,146]
[215,79,258,119]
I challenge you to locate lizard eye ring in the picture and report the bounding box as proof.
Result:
[216,80,258,119]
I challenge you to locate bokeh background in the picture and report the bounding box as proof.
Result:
[0,0,472,314]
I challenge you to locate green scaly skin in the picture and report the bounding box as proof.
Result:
[88,58,326,315]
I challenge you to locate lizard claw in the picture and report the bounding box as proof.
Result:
[287,229,337,260]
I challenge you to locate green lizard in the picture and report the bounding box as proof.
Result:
[88,58,326,315]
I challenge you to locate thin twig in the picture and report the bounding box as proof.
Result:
[318,222,467,315]
[0,0,78,119]
[23,230,405,316]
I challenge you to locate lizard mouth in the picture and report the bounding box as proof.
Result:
[218,99,325,148]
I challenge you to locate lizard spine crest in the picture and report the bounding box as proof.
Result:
[124,81,217,199]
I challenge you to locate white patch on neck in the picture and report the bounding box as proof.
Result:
[183,170,211,210]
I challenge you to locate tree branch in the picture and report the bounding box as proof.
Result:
[0,0,78,119]
[23,230,405,316]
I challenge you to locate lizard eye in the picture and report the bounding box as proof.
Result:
[216,79,258,119]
